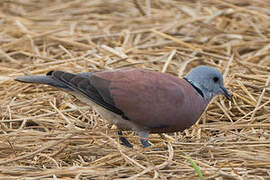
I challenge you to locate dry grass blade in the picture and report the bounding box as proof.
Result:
[0,134,73,165]
[0,0,269,179]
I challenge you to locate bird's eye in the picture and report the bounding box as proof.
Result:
[213,77,219,83]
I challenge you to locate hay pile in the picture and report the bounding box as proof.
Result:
[0,0,269,179]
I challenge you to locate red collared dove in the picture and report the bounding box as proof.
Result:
[15,66,232,148]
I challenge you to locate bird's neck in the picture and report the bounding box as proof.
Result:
[183,78,213,103]
[202,91,215,103]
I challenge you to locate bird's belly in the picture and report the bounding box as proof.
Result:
[148,110,204,133]
[71,92,143,131]
[149,124,192,133]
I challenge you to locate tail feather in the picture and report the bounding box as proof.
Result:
[14,75,69,89]
[14,72,92,90]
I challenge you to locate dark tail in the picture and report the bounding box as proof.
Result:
[15,75,69,89]
[15,71,92,90]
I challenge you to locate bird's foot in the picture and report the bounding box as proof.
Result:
[137,131,151,148]
[119,136,133,148]
[140,139,152,148]
[118,131,133,148]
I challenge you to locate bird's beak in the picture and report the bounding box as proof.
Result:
[220,86,232,101]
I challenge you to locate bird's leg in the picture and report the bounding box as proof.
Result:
[117,131,133,148]
[138,131,151,148]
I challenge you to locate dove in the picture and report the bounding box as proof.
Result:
[15,66,232,148]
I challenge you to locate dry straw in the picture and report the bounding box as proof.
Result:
[0,0,270,179]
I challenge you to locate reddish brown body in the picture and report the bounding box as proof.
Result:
[93,69,207,133]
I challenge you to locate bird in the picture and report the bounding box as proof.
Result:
[15,66,232,148]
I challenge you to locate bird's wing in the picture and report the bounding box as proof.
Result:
[48,70,127,118]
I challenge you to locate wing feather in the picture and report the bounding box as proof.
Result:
[50,71,127,117]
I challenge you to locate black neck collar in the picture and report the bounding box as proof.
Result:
[183,78,204,98]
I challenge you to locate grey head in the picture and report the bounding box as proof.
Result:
[185,66,232,102]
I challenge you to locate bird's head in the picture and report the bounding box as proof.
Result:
[185,66,232,102]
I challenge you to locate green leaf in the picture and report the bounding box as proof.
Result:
[186,155,204,180]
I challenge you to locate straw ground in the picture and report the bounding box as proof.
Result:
[0,0,270,179]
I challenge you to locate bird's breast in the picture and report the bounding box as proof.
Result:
[148,84,208,133]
